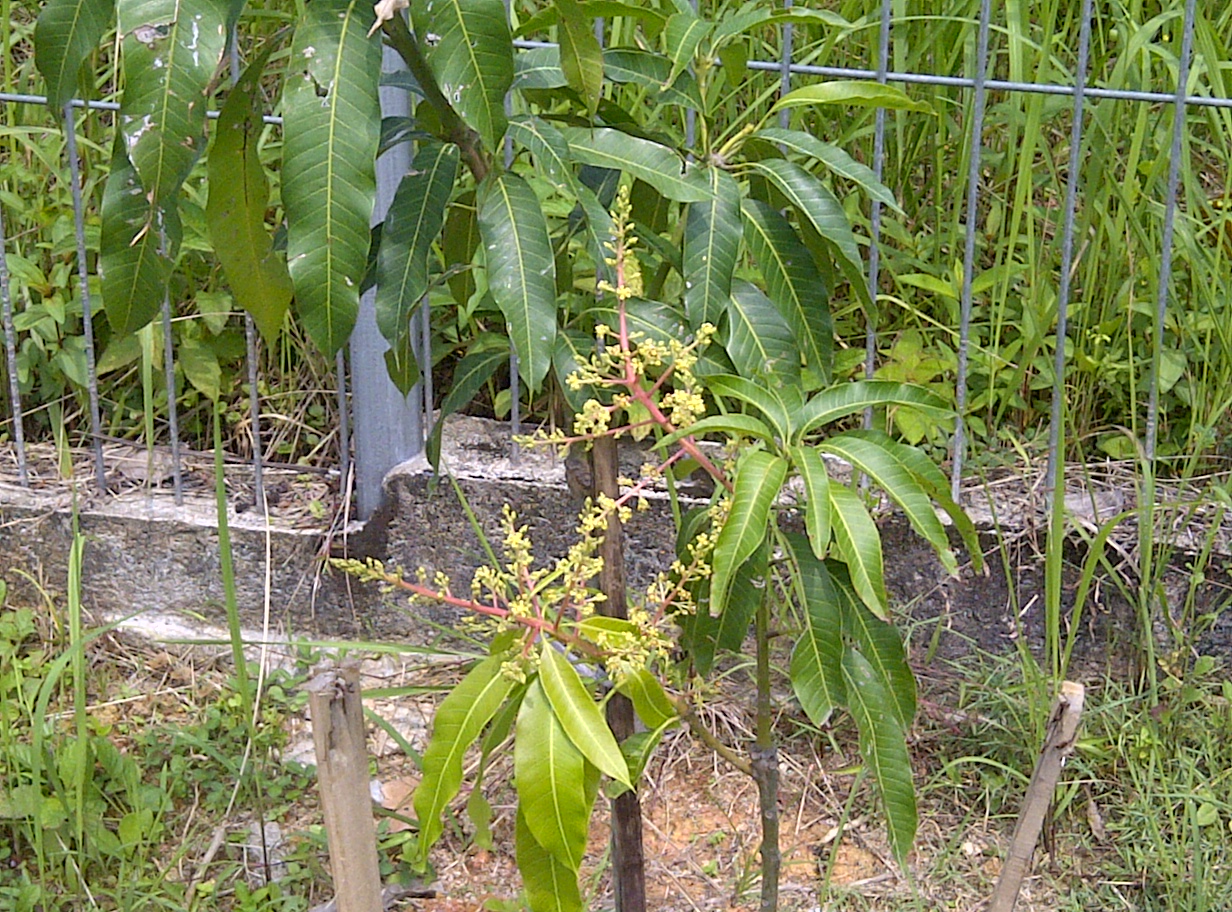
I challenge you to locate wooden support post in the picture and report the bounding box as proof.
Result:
[988,680,1085,912]
[306,664,383,912]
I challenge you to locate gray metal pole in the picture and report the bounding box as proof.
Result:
[349,42,424,520]
[0,200,27,487]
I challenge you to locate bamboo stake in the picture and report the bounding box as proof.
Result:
[988,681,1085,912]
[306,664,383,912]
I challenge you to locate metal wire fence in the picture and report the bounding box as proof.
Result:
[0,0,1223,518]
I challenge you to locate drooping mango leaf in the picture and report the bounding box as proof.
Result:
[375,140,459,375]
[709,449,787,619]
[841,647,917,868]
[515,806,584,912]
[539,643,632,789]
[741,198,832,382]
[99,140,177,334]
[555,0,604,115]
[414,0,514,151]
[714,545,768,651]
[413,655,516,863]
[820,432,956,574]
[615,668,679,731]
[206,39,293,343]
[426,337,508,467]
[682,167,741,329]
[827,480,887,618]
[794,380,951,443]
[515,678,592,871]
[443,190,480,305]
[786,537,845,726]
[771,80,932,116]
[116,0,229,207]
[478,172,557,391]
[755,127,899,211]
[557,127,714,203]
[34,0,113,110]
[282,0,381,355]
[724,280,800,385]
[789,444,831,559]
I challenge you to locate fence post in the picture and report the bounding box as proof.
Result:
[349,41,424,521]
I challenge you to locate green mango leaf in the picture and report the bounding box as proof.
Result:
[714,546,768,651]
[741,198,832,383]
[827,481,887,618]
[662,9,712,88]
[709,449,788,619]
[590,297,687,346]
[746,158,865,301]
[515,805,584,912]
[790,444,831,559]
[820,432,957,574]
[375,140,459,349]
[705,373,792,442]
[179,335,221,401]
[794,380,951,443]
[99,140,176,334]
[413,655,516,862]
[207,40,293,343]
[414,0,513,151]
[755,127,900,211]
[834,567,916,728]
[656,413,775,450]
[711,7,852,48]
[477,172,557,391]
[282,0,381,355]
[515,678,592,871]
[556,0,604,115]
[557,127,714,203]
[725,280,800,385]
[116,0,228,206]
[427,338,507,466]
[34,0,113,110]
[443,190,480,305]
[682,168,741,329]
[841,647,917,869]
[786,538,845,726]
[513,45,567,89]
[615,668,679,730]
[772,81,932,115]
[602,49,704,109]
[539,643,632,789]
[383,329,421,396]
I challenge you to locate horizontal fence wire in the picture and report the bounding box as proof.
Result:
[0,2,1224,511]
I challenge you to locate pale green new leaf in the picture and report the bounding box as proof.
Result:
[755,127,899,211]
[794,380,951,443]
[413,656,516,862]
[99,141,175,334]
[515,679,591,871]
[539,644,631,789]
[206,41,292,343]
[786,538,845,726]
[478,172,557,391]
[841,648,917,868]
[683,168,741,329]
[835,568,916,728]
[556,0,604,115]
[34,0,113,110]
[615,668,679,730]
[746,158,864,295]
[414,0,513,151]
[725,280,800,385]
[827,481,887,618]
[515,806,583,912]
[820,432,957,574]
[741,198,832,382]
[709,450,787,620]
[789,444,830,559]
[282,0,381,355]
[557,127,714,202]
[771,81,932,115]
[117,0,228,206]
[375,140,459,353]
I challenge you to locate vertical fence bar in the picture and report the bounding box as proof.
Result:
[778,0,793,129]
[0,201,28,487]
[336,348,351,491]
[950,0,993,501]
[63,104,107,491]
[1045,0,1093,504]
[419,295,433,438]
[865,0,892,423]
[504,0,520,456]
[1145,0,1198,464]
[159,281,185,503]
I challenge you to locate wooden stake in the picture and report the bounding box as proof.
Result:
[988,680,1085,912]
[306,664,383,912]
